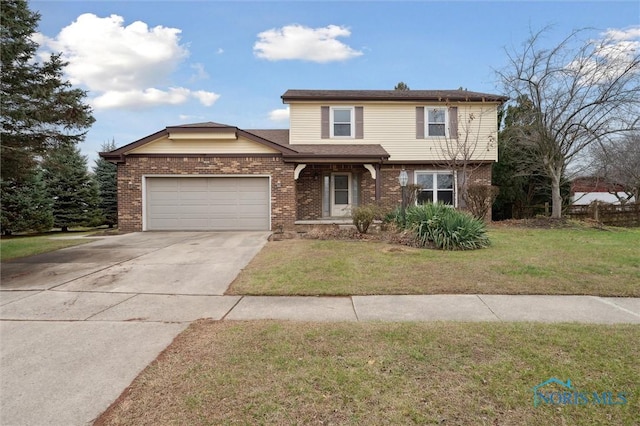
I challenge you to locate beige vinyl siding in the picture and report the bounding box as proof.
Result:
[288,102,499,162]
[128,135,279,155]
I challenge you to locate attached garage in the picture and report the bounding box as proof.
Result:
[145,177,270,231]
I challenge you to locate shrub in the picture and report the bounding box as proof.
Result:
[383,206,403,226]
[352,204,381,234]
[464,184,500,220]
[352,204,394,234]
[405,203,490,250]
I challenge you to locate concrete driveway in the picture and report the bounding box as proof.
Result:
[0,231,269,426]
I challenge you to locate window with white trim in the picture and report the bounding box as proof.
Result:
[331,107,354,138]
[415,171,455,205]
[426,107,448,137]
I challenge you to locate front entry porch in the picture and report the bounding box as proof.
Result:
[294,164,378,222]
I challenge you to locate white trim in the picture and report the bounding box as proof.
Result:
[330,106,355,138]
[425,107,449,138]
[330,172,352,216]
[453,170,459,208]
[294,164,307,180]
[414,170,455,206]
[363,164,376,180]
[142,174,272,231]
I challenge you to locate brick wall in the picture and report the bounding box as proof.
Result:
[379,163,493,211]
[295,165,376,220]
[116,158,494,232]
[116,155,296,231]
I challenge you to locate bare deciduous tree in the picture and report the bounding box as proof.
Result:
[498,27,640,218]
[591,132,640,203]
[435,106,497,210]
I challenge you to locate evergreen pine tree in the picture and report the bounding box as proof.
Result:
[94,141,118,227]
[1,0,94,233]
[43,146,101,232]
[0,171,53,235]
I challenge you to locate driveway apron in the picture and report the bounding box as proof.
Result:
[0,231,269,426]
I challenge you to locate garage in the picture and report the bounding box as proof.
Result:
[145,177,270,231]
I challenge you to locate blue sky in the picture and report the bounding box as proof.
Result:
[30,0,640,165]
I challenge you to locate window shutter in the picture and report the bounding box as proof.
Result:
[355,106,364,139]
[449,106,458,139]
[321,106,329,139]
[416,107,425,139]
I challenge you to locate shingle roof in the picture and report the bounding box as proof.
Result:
[244,130,389,159]
[290,144,389,158]
[245,129,291,146]
[168,121,234,128]
[282,89,508,103]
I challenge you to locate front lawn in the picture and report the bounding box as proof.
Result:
[0,232,96,261]
[228,226,640,296]
[95,320,640,425]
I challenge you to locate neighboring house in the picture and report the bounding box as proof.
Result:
[571,177,636,205]
[101,89,507,232]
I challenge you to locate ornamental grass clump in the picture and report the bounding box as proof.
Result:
[405,203,490,250]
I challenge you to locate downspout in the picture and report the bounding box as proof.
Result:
[375,163,381,202]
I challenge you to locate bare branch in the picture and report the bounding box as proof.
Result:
[498,27,640,217]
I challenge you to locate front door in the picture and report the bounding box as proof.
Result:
[331,173,351,216]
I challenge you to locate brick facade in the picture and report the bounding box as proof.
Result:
[116,155,493,231]
[295,165,375,220]
[116,155,296,232]
[294,163,493,220]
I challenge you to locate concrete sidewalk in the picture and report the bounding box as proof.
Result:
[1,229,639,426]
[2,292,639,426]
[2,292,639,324]
[224,294,640,324]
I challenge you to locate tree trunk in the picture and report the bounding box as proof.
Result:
[61,225,69,232]
[550,174,563,219]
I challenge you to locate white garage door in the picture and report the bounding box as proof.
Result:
[146,177,270,231]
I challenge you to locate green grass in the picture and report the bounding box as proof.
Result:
[0,232,96,261]
[228,226,640,296]
[95,320,640,426]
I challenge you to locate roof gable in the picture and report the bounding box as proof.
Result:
[100,123,297,161]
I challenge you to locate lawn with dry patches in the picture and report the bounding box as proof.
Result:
[228,227,640,296]
[95,320,640,425]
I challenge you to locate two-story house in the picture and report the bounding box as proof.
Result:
[101,89,507,232]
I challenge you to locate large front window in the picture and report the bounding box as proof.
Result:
[331,107,354,137]
[415,171,455,205]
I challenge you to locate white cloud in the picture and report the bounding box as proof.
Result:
[216,48,224,54]
[40,13,187,92]
[92,87,220,110]
[37,13,219,109]
[254,24,363,63]
[192,90,220,106]
[92,88,191,109]
[269,107,290,121]
[602,26,640,42]
[575,26,640,84]
[190,63,209,82]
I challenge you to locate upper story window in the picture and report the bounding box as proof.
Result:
[331,107,354,138]
[416,106,457,139]
[426,108,448,137]
[321,106,363,139]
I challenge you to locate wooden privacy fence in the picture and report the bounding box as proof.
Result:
[566,202,640,227]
